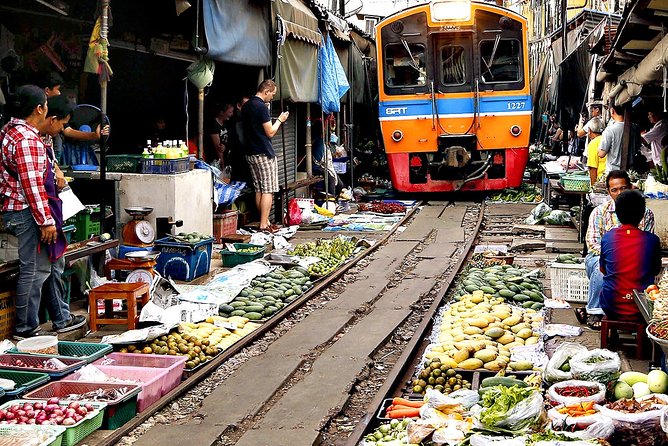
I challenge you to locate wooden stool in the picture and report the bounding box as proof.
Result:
[600,317,649,360]
[88,282,150,332]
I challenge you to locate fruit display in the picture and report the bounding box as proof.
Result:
[118,316,260,369]
[169,232,212,244]
[456,264,545,309]
[554,254,582,264]
[488,184,542,203]
[358,201,406,214]
[424,291,543,372]
[411,358,472,395]
[0,399,98,426]
[289,237,357,278]
[219,267,313,320]
[235,247,263,253]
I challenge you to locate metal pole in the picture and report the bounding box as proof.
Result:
[349,44,354,189]
[560,0,569,158]
[305,103,313,176]
[198,88,204,159]
[99,0,110,233]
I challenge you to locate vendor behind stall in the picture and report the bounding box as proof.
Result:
[600,190,662,322]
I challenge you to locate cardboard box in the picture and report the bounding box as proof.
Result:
[0,233,18,262]
[0,291,16,340]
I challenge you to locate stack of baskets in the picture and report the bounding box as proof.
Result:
[560,173,590,192]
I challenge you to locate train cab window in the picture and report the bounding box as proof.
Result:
[440,45,466,86]
[384,43,427,88]
[479,38,522,84]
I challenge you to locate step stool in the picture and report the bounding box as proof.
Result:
[88,282,150,332]
[600,317,650,360]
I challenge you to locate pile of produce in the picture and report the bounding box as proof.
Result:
[613,370,668,400]
[358,201,406,214]
[469,253,507,268]
[289,237,357,277]
[362,419,411,445]
[411,358,472,395]
[168,231,212,244]
[424,291,543,372]
[554,401,597,417]
[118,316,260,369]
[456,264,544,308]
[476,384,544,432]
[384,398,424,419]
[488,185,542,203]
[0,399,97,426]
[554,254,582,264]
[0,426,63,446]
[0,358,65,371]
[219,267,313,320]
[650,148,668,185]
[62,386,133,402]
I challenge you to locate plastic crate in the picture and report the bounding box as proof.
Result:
[24,381,141,430]
[8,342,113,364]
[333,161,347,174]
[213,211,239,243]
[153,236,214,281]
[140,157,189,174]
[62,225,76,244]
[0,400,106,446]
[0,369,50,401]
[549,262,589,302]
[0,425,66,446]
[105,154,141,173]
[69,364,171,413]
[560,174,590,192]
[93,353,186,395]
[0,354,86,378]
[220,243,265,268]
[65,206,101,242]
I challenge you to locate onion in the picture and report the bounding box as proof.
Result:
[33,402,44,410]
[22,403,33,411]
[67,402,80,410]
[7,419,17,424]
[52,409,64,417]
[41,420,52,425]
[47,397,59,405]
[9,404,19,412]
[73,414,83,422]
[18,416,28,424]
[5,412,15,420]
[65,409,76,418]
[45,404,59,413]
[83,403,94,412]
[26,418,35,425]
[76,407,88,416]
[55,416,64,424]
[25,410,34,418]
[16,410,25,417]
[61,417,76,426]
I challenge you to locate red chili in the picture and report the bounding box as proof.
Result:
[556,385,596,397]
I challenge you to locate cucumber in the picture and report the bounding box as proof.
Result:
[480,376,528,388]
[245,312,263,320]
[244,305,265,312]
[499,289,515,298]
[230,301,247,308]
[218,304,235,313]
[230,310,247,316]
[513,294,531,302]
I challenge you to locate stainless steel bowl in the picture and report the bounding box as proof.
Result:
[125,250,160,262]
[125,207,154,217]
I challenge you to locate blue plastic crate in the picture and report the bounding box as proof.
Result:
[154,237,214,281]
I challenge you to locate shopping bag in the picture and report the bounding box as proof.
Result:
[285,199,303,226]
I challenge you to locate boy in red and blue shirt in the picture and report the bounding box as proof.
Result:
[600,190,662,322]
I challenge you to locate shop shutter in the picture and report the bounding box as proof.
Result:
[271,110,297,187]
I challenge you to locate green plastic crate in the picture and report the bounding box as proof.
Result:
[9,341,113,364]
[62,225,76,244]
[220,243,265,267]
[0,400,106,446]
[103,394,138,429]
[65,205,101,242]
[0,369,50,401]
[0,425,66,446]
[105,154,141,173]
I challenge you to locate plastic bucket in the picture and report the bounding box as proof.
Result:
[16,336,58,355]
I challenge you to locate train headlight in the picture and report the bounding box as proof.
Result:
[392,130,404,142]
[430,0,471,22]
[510,125,522,137]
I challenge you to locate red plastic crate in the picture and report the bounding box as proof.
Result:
[93,353,185,395]
[69,364,167,412]
[0,353,86,378]
[213,210,238,243]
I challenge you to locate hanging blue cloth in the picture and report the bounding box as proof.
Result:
[319,34,350,114]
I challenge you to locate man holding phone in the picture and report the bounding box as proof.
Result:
[241,80,289,232]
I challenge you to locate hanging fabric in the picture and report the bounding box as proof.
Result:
[319,34,350,114]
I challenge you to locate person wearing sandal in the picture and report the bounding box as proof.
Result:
[599,190,661,323]
[580,170,655,330]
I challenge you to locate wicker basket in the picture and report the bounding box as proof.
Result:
[560,174,591,192]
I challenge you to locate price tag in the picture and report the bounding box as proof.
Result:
[213,320,237,330]
[225,243,237,252]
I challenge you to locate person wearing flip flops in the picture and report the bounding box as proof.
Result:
[580,170,655,329]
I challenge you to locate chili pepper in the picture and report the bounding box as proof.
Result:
[555,385,597,397]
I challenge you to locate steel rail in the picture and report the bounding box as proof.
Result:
[87,202,423,446]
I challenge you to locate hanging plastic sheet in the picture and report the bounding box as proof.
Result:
[319,34,350,114]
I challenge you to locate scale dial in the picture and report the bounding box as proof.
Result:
[126,269,153,284]
[135,220,155,244]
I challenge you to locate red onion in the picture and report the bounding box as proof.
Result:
[7,419,17,424]
[26,419,36,425]
[55,416,64,424]
[9,404,19,412]
[18,416,28,424]
[76,407,88,416]
[61,417,76,426]
[22,403,33,411]
[33,402,44,410]
[16,410,25,417]
[52,409,64,417]
[83,403,94,412]
[67,402,80,410]
[5,412,15,420]
[65,409,76,418]
[47,397,59,405]
[73,414,83,422]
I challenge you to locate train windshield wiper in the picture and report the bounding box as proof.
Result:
[401,39,422,72]
[482,34,501,80]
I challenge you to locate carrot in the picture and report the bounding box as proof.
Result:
[392,397,424,408]
[387,408,421,419]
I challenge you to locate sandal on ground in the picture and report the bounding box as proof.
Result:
[586,314,603,331]
[574,307,587,324]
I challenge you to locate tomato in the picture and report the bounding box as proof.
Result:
[647,285,660,293]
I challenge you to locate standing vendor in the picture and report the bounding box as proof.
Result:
[0,86,85,339]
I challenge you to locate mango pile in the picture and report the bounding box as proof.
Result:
[423,290,543,372]
[455,264,544,310]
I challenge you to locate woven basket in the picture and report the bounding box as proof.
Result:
[561,174,591,192]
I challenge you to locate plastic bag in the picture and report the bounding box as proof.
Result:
[424,388,465,414]
[547,380,606,406]
[548,404,604,429]
[569,349,621,385]
[568,415,615,440]
[469,435,527,446]
[446,389,480,409]
[598,403,668,446]
[430,419,471,445]
[285,199,303,226]
[544,210,572,225]
[475,389,545,431]
[525,202,552,225]
[544,343,588,384]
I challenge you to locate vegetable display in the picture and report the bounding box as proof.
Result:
[384,398,424,419]
[362,419,411,445]
[0,399,96,426]
[289,238,357,277]
[478,385,540,430]
[411,358,472,395]
[170,232,212,244]
[489,185,542,203]
[456,264,545,308]
[358,201,406,214]
[555,401,597,417]
[555,254,582,264]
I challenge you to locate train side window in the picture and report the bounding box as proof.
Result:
[384,43,427,88]
[440,45,466,86]
[479,38,521,84]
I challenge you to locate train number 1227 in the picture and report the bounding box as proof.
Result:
[507,102,526,110]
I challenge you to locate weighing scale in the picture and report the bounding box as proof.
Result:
[122,207,156,247]
[105,250,159,285]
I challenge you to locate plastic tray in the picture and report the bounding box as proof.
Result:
[220,243,265,268]
[0,425,66,446]
[153,237,214,281]
[93,353,186,395]
[69,364,170,413]
[8,342,113,364]
[0,354,86,378]
[0,400,106,446]
[0,369,50,400]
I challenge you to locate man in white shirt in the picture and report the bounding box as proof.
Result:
[641,110,668,166]
[598,104,626,172]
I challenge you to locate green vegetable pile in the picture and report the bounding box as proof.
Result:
[455,264,544,308]
[555,254,582,264]
[289,237,357,277]
[171,232,212,244]
[489,184,541,203]
[479,385,535,428]
[651,148,668,185]
[362,419,410,445]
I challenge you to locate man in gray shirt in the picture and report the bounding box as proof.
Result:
[598,104,625,172]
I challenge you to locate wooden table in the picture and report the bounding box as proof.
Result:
[552,181,587,243]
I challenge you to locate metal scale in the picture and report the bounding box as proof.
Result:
[122,207,156,247]
[111,207,159,284]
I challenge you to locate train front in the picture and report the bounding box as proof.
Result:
[376,0,531,192]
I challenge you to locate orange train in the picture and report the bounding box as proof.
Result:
[376,0,531,192]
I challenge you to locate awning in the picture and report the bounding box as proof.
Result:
[274,0,321,46]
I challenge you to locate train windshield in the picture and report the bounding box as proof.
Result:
[479,38,521,84]
[440,45,467,86]
[384,42,427,88]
